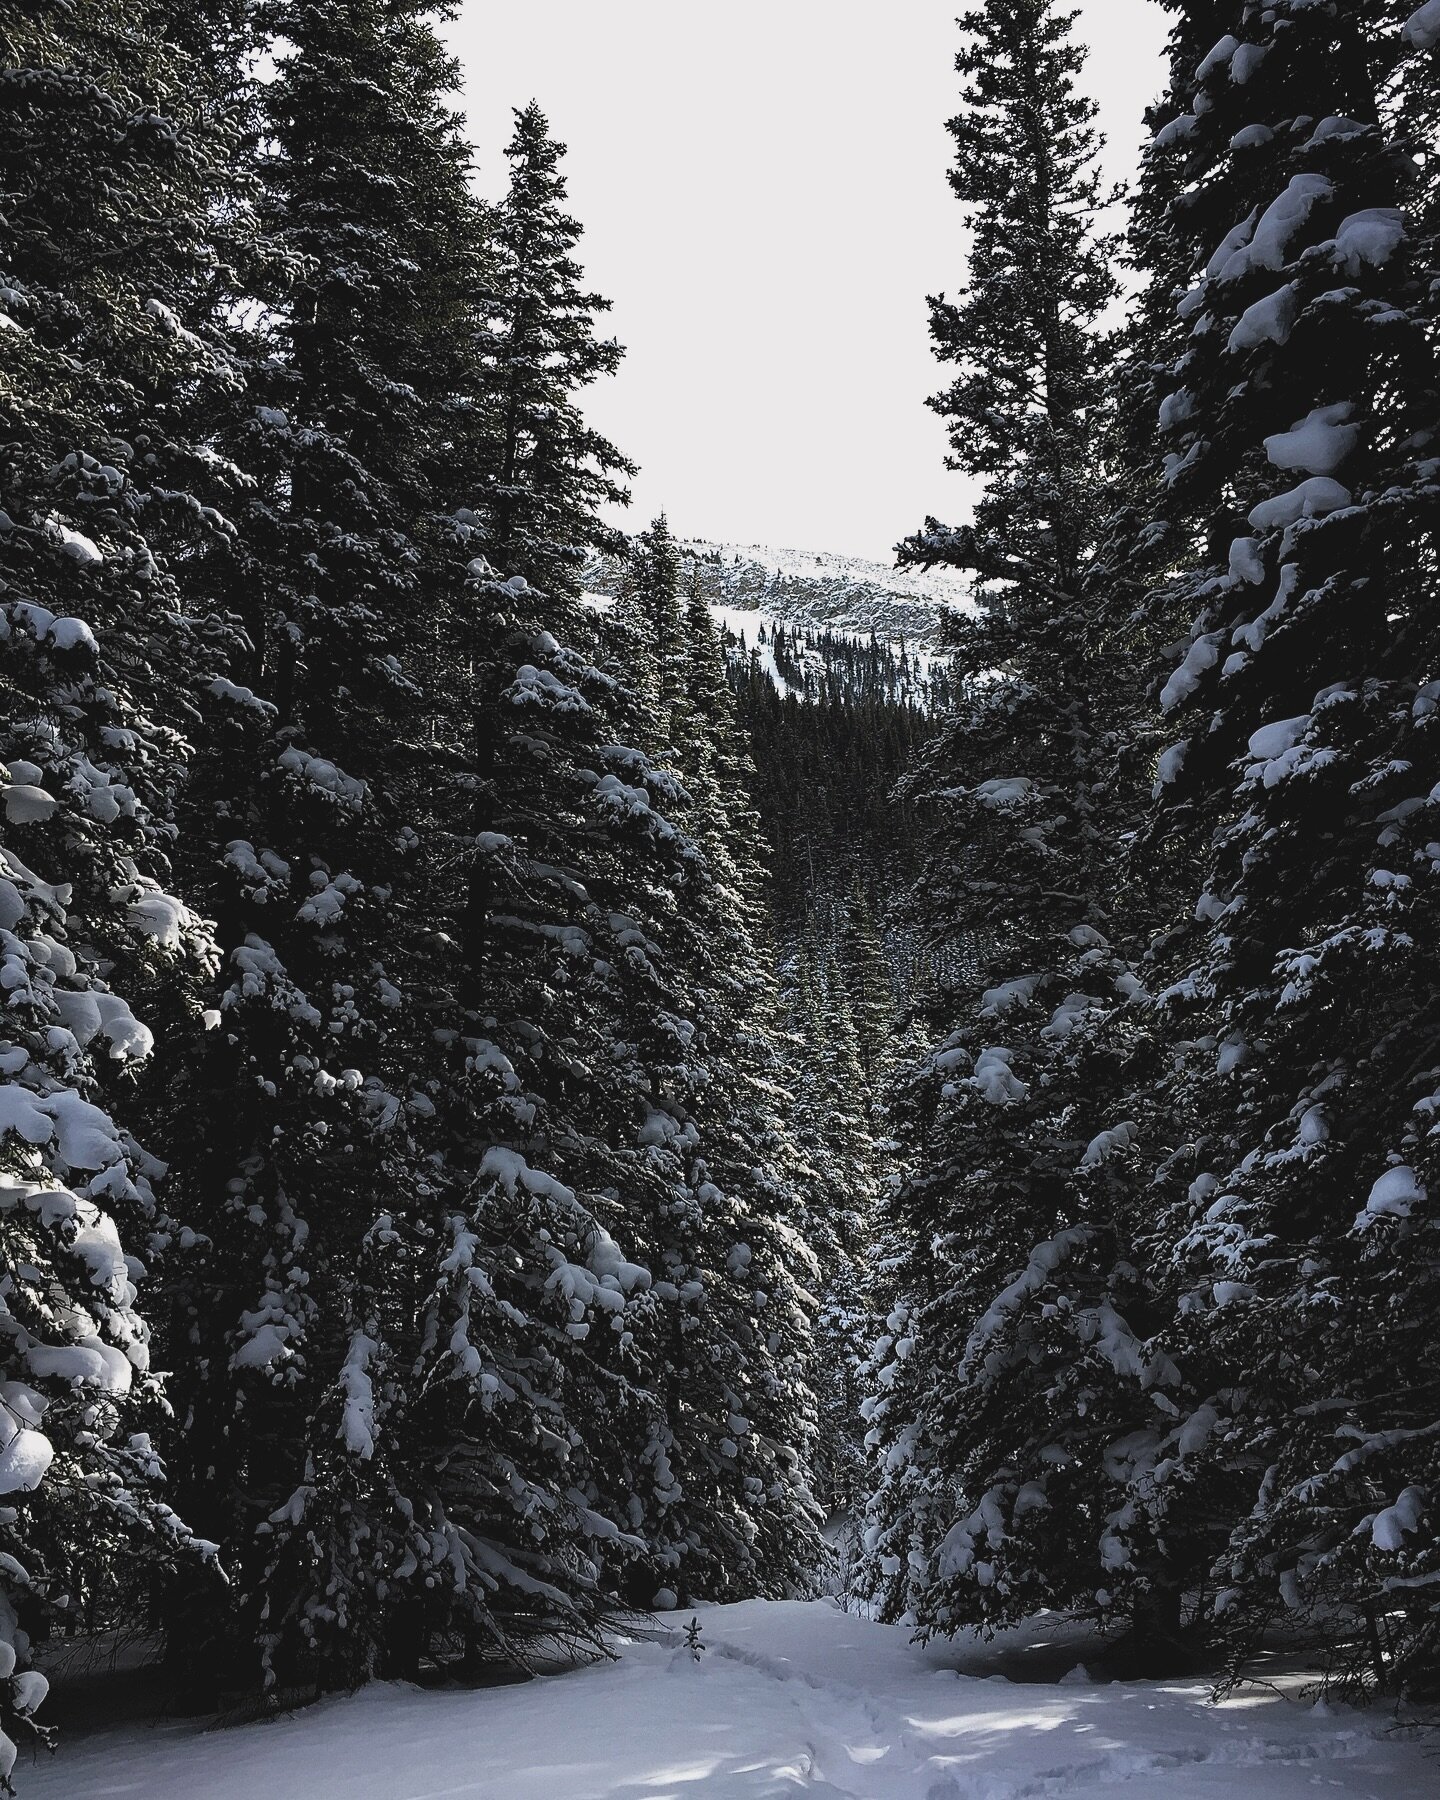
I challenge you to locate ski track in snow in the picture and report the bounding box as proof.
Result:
[27,1599,1436,1798]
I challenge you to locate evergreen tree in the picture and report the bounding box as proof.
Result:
[786,944,876,1534]
[863,1,1177,1658]
[157,0,487,1696]
[1131,0,1440,1691]
[577,523,823,1605]
[410,543,697,1651]
[477,103,634,597]
[406,213,821,1645]
[614,516,687,745]
[903,0,1116,599]
[0,0,258,1768]
[838,879,896,1089]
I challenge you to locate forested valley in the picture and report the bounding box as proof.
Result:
[2,2,1439,1796]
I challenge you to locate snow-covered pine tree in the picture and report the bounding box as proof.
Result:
[403,207,811,1640]
[816,949,875,1219]
[904,0,1116,599]
[1132,0,1440,1691]
[862,1,1183,1657]
[652,568,823,1600]
[611,515,687,745]
[475,102,635,598]
[0,0,260,1771]
[408,542,695,1654]
[376,117,714,1651]
[783,941,875,1533]
[545,519,823,1609]
[838,880,896,1090]
[156,0,487,1697]
[676,572,820,1591]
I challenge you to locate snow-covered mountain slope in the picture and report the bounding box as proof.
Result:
[32,1600,1435,1799]
[585,539,971,650]
[581,588,946,708]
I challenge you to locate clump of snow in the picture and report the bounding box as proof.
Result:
[0,1426,53,1497]
[1160,632,1222,713]
[208,677,276,717]
[1228,284,1298,354]
[1176,284,1207,322]
[1042,993,1100,1042]
[1154,113,1198,150]
[1231,42,1269,84]
[971,777,1034,809]
[962,1227,1090,1377]
[49,615,98,653]
[3,783,56,825]
[232,1316,299,1373]
[10,1670,48,1719]
[338,1331,378,1459]
[1158,388,1196,431]
[1155,741,1188,790]
[0,1086,125,1171]
[1306,116,1367,146]
[1080,1122,1138,1169]
[1195,34,1239,79]
[508,663,588,713]
[1404,0,1440,49]
[972,1047,1027,1106]
[1205,210,1259,278]
[1230,123,1274,151]
[1355,1164,1425,1229]
[69,1206,131,1300]
[1371,1485,1425,1552]
[1329,208,1406,277]
[11,600,99,653]
[480,1146,577,1211]
[583,1227,652,1300]
[277,745,367,809]
[298,870,359,928]
[1245,715,1311,787]
[1264,404,1359,477]
[1247,478,1351,533]
[127,888,191,948]
[47,522,103,567]
[980,975,1040,1016]
[1216,175,1333,280]
[1228,536,1266,584]
[143,297,207,354]
[1232,563,1301,654]
[26,1342,133,1395]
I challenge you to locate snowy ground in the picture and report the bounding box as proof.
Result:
[27,1600,1436,1799]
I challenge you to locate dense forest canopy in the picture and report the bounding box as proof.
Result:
[1,1,1438,1791]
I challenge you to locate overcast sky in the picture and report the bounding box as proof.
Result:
[444,3,1170,564]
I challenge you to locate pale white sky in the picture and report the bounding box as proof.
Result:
[444,2,1169,564]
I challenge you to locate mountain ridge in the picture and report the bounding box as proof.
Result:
[583,538,971,650]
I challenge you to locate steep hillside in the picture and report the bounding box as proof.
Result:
[584,539,971,650]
